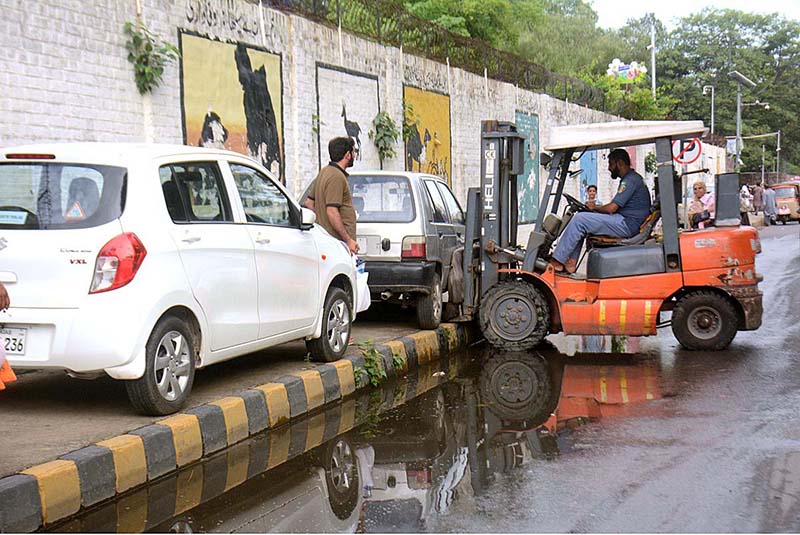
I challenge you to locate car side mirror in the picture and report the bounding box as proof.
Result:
[300,207,316,230]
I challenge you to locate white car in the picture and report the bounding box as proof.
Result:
[0,144,356,415]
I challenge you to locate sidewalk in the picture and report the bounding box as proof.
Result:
[0,313,477,532]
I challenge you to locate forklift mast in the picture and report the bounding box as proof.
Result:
[462,121,526,314]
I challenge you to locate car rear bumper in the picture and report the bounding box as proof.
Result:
[365,261,437,295]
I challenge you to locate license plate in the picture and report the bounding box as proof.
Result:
[0,327,26,356]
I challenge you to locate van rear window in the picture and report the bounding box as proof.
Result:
[0,163,126,229]
[348,175,415,223]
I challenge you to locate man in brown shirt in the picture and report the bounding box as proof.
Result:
[304,137,359,254]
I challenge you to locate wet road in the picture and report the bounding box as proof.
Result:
[50,225,799,533]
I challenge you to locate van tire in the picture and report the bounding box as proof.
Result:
[672,291,738,351]
[417,274,442,330]
[126,316,196,416]
[307,287,352,362]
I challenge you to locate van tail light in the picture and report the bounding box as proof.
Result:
[402,236,426,259]
[89,233,147,294]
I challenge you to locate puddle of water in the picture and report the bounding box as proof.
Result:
[46,342,665,534]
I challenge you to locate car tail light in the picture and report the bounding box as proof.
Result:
[402,236,426,259]
[89,233,147,294]
[407,468,432,489]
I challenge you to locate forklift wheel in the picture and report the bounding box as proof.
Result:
[671,291,738,351]
[479,280,549,351]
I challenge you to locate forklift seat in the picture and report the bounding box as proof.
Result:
[586,209,661,249]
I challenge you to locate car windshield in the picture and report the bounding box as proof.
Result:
[773,186,796,200]
[348,175,415,223]
[0,163,126,230]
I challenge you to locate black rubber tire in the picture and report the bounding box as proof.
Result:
[671,291,739,351]
[317,437,359,520]
[480,351,553,425]
[307,287,352,362]
[479,280,550,351]
[126,316,196,416]
[416,273,443,330]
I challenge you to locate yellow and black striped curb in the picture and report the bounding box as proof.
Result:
[46,360,463,533]
[0,323,476,532]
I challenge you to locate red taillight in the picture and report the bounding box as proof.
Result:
[402,236,426,259]
[5,153,56,160]
[89,233,147,294]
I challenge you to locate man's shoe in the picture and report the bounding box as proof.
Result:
[564,258,578,274]
[549,259,565,272]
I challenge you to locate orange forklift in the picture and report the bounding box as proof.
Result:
[459,120,763,352]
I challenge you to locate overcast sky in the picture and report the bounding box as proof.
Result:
[590,0,800,30]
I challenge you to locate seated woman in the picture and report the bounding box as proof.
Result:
[687,181,715,229]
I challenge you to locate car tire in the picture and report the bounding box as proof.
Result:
[671,291,738,351]
[317,437,359,520]
[307,287,352,362]
[126,316,196,416]
[479,280,550,351]
[416,273,442,330]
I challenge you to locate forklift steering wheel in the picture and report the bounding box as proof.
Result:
[563,193,590,213]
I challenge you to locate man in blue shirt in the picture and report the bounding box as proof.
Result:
[551,148,651,274]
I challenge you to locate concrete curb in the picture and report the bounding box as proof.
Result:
[0,323,476,531]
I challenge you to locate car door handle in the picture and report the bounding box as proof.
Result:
[255,237,271,245]
[181,236,201,244]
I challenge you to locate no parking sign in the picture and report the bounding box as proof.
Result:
[672,138,702,165]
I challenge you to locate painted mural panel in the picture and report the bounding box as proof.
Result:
[514,111,540,224]
[403,86,451,184]
[316,65,380,169]
[180,32,283,179]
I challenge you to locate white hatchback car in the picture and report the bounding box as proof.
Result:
[0,144,356,415]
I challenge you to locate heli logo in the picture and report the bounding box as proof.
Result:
[70,259,87,265]
[484,147,496,211]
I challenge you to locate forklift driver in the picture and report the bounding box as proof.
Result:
[550,149,651,274]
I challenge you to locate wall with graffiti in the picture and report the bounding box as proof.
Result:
[180,32,284,179]
[515,111,540,224]
[316,65,380,169]
[403,86,452,184]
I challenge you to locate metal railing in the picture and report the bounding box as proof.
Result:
[269,0,606,109]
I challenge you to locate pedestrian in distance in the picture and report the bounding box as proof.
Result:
[304,137,359,255]
[0,282,17,391]
[586,184,601,209]
[762,185,777,226]
[752,183,763,215]
[739,184,753,226]
[550,149,651,274]
[687,181,715,229]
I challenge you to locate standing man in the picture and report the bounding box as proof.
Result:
[762,185,777,226]
[305,137,359,254]
[550,149,651,274]
[752,183,763,215]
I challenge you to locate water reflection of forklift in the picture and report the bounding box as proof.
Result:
[458,120,763,352]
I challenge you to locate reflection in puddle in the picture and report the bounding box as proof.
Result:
[48,345,664,534]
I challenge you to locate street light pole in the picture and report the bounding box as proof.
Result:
[776,130,781,176]
[702,85,715,134]
[650,21,656,98]
[728,71,756,172]
[761,144,765,184]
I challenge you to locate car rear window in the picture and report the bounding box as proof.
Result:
[348,175,415,223]
[0,163,126,230]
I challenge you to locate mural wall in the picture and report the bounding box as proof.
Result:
[316,65,380,169]
[403,86,452,184]
[180,32,284,179]
[515,111,540,224]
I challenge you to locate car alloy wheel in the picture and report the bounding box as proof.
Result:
[154,330,192,402]
[326,297,351,355]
